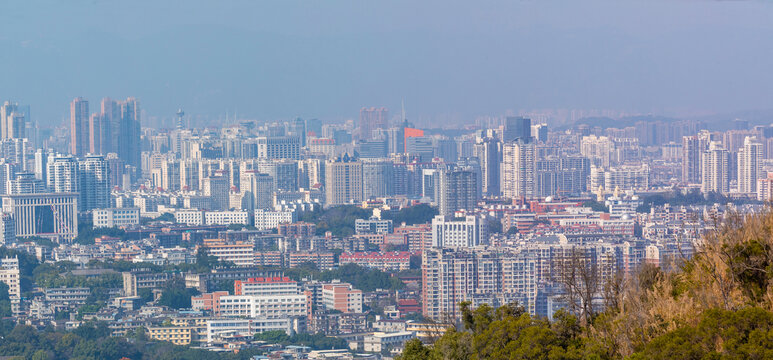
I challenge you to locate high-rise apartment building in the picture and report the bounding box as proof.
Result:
[502,141,536,200]
[474,138,501,197]
[0,214,14,244]
[534,155,590,197]
[0,138,28,169]
[159,159,181,192]
[47,154,110,212]
[431,215,484,248]
[70,97,90,157]
[737,136,763,194]
[682,136,701,184]
[8,173,46,195]
[298,158,325,189]
[0,102,17,140]
[88,113,102,154]
[256,136,301,160]
[101,97,121,154]
[757,173,773,201]
[240,171,274,210]
[6,113,25,140]
[531,123,548,143]
[89,110,114,155]
[591,164,650,191]
[71,96,139,164]
[0,257,20,312]
[406,136,434,162]
[421,248,518,320]
[362,160,394,199]
[322,282,363,313]
[34,149,50,184]
[258,160,298,192]
[119,97,142,169]
[503,116,531,143]
[47,156,79,194]
[359,107,388,140]
[0,101,31,142]
[580,135,615,167]
[202,175,230,211]
[79,155,110,211]
[701,141,730,195]
[438,168,478,216]
[324,157,363,206]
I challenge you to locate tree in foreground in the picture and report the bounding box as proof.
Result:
[400,209,773,360]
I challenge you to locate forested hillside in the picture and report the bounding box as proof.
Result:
[399,210,773,360]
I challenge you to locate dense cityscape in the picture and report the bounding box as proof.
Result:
[0,97,769,359]
[2,1,773,360]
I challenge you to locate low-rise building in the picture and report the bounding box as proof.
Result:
[363,331,415,353]
[147,326,193,345]
[355,217,394,235]
[405,322,451,342]
[92,208,140,228]
[373,319,407,333]
[203,242,255,266]
[278,222,316,238]
[175,210,249,226]
[44,287,90,304]
[122,271,176,297]
[204,210,250,226]
[234,277,300,297]
[218,294,308,319]
[322,282,363,314]
[339,251,411,271]
[254,251,283,267]
[254,209,296,231]
[206,318,294,342]
[191,291,229,314]
[288,252,335,270]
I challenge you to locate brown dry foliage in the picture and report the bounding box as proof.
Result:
[589,208,773,357]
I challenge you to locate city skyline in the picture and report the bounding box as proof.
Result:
[0,1,772,358]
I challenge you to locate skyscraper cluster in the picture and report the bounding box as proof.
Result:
[70,97,141,171]
[1,101,34,142]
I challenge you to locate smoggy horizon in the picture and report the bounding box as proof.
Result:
[3,0,773,127]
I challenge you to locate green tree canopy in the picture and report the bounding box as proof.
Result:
[158,278,199,309]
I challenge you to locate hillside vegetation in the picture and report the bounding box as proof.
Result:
[400,210,773,359]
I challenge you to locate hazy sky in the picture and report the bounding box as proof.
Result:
[2,0,772,127]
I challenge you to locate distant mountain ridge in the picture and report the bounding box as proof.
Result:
[564,109,773,132]
[558,115,681,131]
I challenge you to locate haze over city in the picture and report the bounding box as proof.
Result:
[1,1,773,359]
[3,0,773,126]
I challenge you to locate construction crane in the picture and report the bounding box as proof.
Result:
[49,204,70,237]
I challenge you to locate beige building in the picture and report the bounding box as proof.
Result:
[0,257,20,314]
[147,326,193,345]
[502,141,535,200]
[322,282,363,313]
[324,158,362,206]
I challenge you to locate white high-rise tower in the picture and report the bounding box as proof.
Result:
[737,136,763,194]
[502,141,536,199]
[701,141,729,195]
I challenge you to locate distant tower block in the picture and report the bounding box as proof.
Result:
[176,109,185,130]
